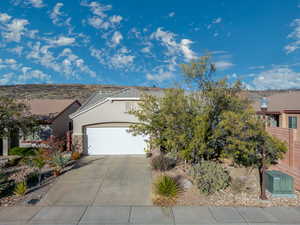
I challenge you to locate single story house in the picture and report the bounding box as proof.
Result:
[0,99,81,156]
[70,88,163,155]
[253,91,300,138]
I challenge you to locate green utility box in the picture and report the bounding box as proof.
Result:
[265,170,295,197]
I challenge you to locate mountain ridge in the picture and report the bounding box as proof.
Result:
[0,84,299,103]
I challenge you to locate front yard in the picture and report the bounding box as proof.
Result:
[0,145,81,207]
[149,153,300,207]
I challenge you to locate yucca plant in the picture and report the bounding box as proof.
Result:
[154,175,182,198]
[24,156,46,186]
[14,181,27,196]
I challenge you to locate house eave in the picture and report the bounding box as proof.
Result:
[70,97,141,119]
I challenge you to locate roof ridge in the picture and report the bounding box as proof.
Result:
[108,87,132,98]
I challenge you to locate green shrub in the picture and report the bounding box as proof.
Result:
[151,155,176,171]
[14,181,27,196]
[9,147,37,157]
[26,172,39,187]
[154,175,182,198]
[190,161,230,194]
[0,171,9,195]
[51,153,70,174]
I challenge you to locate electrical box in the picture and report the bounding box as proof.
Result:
[265,170,295,197]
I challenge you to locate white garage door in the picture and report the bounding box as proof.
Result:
[86,127,147,155]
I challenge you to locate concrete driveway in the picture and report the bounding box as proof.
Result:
[38,155,152,206]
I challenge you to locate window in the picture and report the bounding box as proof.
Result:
[125,102,137,112]
[288,116,297,129]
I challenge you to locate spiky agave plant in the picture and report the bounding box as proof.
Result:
[154,175,182,198]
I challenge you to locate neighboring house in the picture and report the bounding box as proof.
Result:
[253,91,300,138]
[0,99,81,156]
[70,88,163,155]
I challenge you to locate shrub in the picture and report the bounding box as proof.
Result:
[190,161,230,194]
[9,147,37,157]
[26,172,39,187]
[24,156,46,186]
[0,171,9,196]
[51,153,70,175]
[71,151,81,160]
[14,181,27,196]
[151,155,176,171]
[154,175,182,198]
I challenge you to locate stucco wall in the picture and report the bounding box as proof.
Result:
[51,101,81,137]
[71,100,140,154]
[72,100,140,135]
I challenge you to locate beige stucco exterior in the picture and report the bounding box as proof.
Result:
[51,101,81,137]
[281,113,300,140]
[71,99,140,154]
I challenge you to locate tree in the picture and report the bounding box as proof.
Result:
[181,56,251,160]
[129,89,196,159]
[0,97,38,138]
[129,55,287,199]
[212,109,287,199]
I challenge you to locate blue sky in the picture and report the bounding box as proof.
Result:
[0,0,300,89]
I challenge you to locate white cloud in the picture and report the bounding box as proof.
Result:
[26,42,96,78]
[26,0,45,8]
[0,13,11,23]
[0,57,21,70]
[285,19,300,53]
[151,27,196,61]
[19,68,51,83]
[50,3,63,24]
[110,53,135,69]
[111,31,123,46]
[9,46,24,56]
[81,1,122,32]
[88,16,110,29]
[146,70,173,83]
[180,39,196,61]
[48,36,75,46]
[168,12,175,18]
[90,46,135,71]
[110,15,122,24]
[249,66,300,90]
[0,73,13,85]
[214,60,234,70]
[2,18,29,42]
[81,1,112,17]
[212,17,222,24]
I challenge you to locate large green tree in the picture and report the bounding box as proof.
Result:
[129,88,196,159]
[212,109,287,199]
[129,55,288,199]
[0,97,37,138]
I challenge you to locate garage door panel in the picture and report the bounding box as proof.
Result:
[87,127,147,155]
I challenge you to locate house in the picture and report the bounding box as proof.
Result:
[0,99,81,156]
[253,91,300,138]
[70,88,163,155]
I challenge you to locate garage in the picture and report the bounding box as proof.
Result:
[70,88,163,155]
[86,127,147,155]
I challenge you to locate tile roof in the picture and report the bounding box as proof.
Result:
[24,99,77,118]
[73,88,164,117]
[253,91,300,112]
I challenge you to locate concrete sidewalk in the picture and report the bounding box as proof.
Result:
[0,205,300,224]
